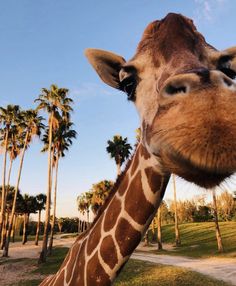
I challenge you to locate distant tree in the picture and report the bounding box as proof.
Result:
[90,180,114,214]
[57,217,64,233]
[106,135,132,176]
[217,191,235,221]
[35,194,47,245]
[17,194,37,244]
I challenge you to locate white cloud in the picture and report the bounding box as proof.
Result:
[193,0,227,23]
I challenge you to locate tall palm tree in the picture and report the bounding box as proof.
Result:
[0,105,20,243]
[1,126,22,248]
[35,84,73,263]
[212,188,224,252]
[172,174,181,246]
[35,193,47,245]
[46,120,76,254]
[3,109,44,257]
[106,135,132,176]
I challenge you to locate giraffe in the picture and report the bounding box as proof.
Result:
[40,13,236,285]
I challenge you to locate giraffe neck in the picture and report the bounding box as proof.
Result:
[40,143,170,286]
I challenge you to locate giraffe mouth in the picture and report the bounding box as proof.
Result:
[156,145,233,189]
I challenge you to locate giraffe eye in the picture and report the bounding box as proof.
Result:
[120,76,137,100]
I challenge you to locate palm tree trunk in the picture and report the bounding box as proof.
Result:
[22,213,29,245]
[116,162,121,176]
[48,153,59,255]
[58,223,62,233]
[157,207,163,250]
[3,131,29,257]
[35,210,41,246]
[173,175,181,246]
[144,230,149,246]
[1,212,8,249]
[39,115,53,263]
[212,188,224,252]
[1,158,13,248]
[87,209,89,224]
[0,129,9,243]
[11,214,16,243]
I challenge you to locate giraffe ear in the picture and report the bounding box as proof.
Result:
[85,48,126,89]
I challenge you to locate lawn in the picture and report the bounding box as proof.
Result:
[153,221,236,257]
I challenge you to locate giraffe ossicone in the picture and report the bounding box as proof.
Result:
[40,13,236,285]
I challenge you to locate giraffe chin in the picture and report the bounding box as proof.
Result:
[157,148,233,189]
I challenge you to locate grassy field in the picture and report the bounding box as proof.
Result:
[8,248,232,286]
[153,221,236,257]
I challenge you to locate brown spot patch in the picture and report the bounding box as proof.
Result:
[87,213,104,256]
[87,252,111,286]
[115,218,141,257]
[125,171,155,225]
[140,144,151,159]
[104,197,121,232]
[67,239,86,285]
[100,235,118,269]
[118,173,129,196]
[144,167,162,193]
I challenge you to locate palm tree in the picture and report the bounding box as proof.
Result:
[106,135,132,176]
[90,180,114,214]
[212,188,224,252]
[3,109,44,257]
[57,217,64,233]
[0,186,22,246]
[0,105,20,243]
[47,120,76,254]
[35,194,47,245]
[17,194,37,244]
[35,84,73,263]
[172,174,181,246]
[77,192,92,229]
[1,126,22,248]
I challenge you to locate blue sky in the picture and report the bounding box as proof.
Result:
[0,0,236,218]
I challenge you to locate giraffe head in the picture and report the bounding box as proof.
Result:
[85,13,236,188]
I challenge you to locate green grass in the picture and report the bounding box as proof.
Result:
[155,221,236,258]
[33,247,69,275]
[12,246,233,286]
[114,260,231,286]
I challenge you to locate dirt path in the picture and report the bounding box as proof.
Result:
[0,236,75,260]
[131,252,236,285]
[0,236,75,286]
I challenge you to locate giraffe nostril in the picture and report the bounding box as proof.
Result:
[223,77,233,87]
[164,84,187,96]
